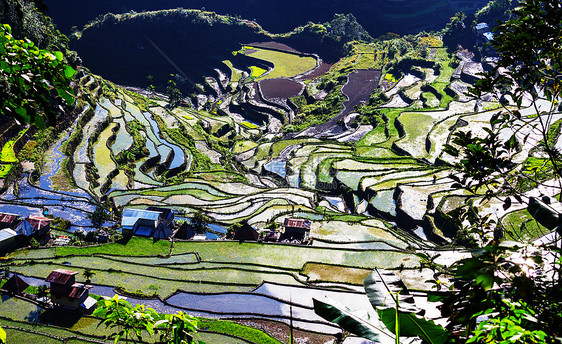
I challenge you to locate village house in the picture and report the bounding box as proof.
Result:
[0,213,53,252]
[121,207,174,239]
[16,215,53,238]
[280,218,312,244]
[474,22,494,49]
[46,269,96,312]
[2,273,29,296]
[231,221,259,242]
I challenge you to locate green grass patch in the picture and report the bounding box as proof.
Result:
[6,257,299,297]
[232,140,258,154]
[253,143,274,161]
[243,47,317,80]
[354,53,377,69]
[270,139,312,158]
[55,237,171,257]
[141,188,227,201]
[4,328,62,344]
[0,318,105,344]
[172,241,417,270]
[249,66,267,79]
[0,129,27,163]
[501,209,549,242]
[93,123,118,177]
[199,319,282,344]
[222,59,244,83]
[241,121,259,129]
[384,73,397,83]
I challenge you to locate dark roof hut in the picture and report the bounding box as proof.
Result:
[3,273,29,295]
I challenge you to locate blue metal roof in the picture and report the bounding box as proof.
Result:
[476,23,489,30]
[121,209,161,227]
[16,221,35,236]
[483,32,494,41]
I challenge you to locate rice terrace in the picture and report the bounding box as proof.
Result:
[0,1,561,343]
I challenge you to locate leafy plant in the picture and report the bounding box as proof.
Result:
[83,268,95,283]
[313,269,450,343]
[0,24,76,128]
[155,312,202,344]
[433,1,562,342]
[94,295,205,344]
[93,295,158,343]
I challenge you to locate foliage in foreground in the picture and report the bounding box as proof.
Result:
[93,295,206,344]
[314,269,450,344]
[315,0,562,342]
[437,0,562,342]
[0,24,76,128]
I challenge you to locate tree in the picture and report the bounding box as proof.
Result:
[166,78,183,108]
[89,204,110,230]
[189,211,210,234]
[434,0,562,342]
[83,268,95,283]
[36,284,49,303]
[0,24,76,128]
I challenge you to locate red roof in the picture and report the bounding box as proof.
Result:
[283,218,311,230]
[69,284,89,299]
[26,215,53,230]
[0,213,18,224]
[46,269,78,285]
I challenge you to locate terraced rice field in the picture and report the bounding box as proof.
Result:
[3,34,561,344]
[242,46,317,80]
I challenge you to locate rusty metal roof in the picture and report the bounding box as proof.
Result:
[0,213,18,224]
[26,215,53,230]
[69,284,88,299]
[283,218,311,229]
[46,269,77,285]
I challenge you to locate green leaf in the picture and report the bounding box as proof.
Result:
[14,106,30,123]
[377,308,450,344]
[363,269,418,313]
[57,87,75,106]
[64,65,77,79]
[313,297,384,342]
[475,272,494,290]
[53,51,63,61]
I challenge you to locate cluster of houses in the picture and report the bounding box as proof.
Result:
[121,206,313,244]
[0,212,53,253]
[0,206,314,254]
